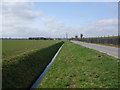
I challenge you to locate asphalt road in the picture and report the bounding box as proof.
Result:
[71,41,119,58]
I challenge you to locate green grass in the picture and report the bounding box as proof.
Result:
[0,39,2,61]
[80,41,120,48]
[2,40,64,88]
[38,41,119,88]
[84,36,120,39]
[2,40,61,59]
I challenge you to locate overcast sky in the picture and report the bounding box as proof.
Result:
[2,1,118,38]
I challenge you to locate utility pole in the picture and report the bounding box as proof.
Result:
[66,32,68,40]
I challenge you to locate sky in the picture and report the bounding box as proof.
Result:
[1,1,118,38]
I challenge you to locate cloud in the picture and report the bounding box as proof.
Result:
[3,0,119,2]
[95,19,118,26]
[41,17,65,31]
[3,0,30,2]
[0,2,2,37]
[40,17,118,38]
[81,19,118,37]
[2,2,118,38]
[2,2,46,38]
[2,2,42,20]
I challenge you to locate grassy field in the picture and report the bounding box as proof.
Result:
[2,40,64,88]
[38,41,119,88]
[2,40,61,59]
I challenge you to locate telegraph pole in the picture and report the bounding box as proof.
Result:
[66,32,68,40]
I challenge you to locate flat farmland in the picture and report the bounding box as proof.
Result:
[2,40,61,59]
[2,40,119,88]
[2,40,64,88]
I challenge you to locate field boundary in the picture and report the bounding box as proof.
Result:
[75,37,119,45]
[78,41,120,48]
[31,43,64,89]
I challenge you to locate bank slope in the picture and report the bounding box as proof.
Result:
[38,41,118,88]
[3,41,64,88]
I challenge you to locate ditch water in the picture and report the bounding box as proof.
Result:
[30,43,64,89]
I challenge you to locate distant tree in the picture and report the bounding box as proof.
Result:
[80,34,83,39]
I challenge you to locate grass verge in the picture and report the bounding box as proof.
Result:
[80,41,120,48]
[2,41,64,88]
[38,41,119,88]
[85,36,120,39]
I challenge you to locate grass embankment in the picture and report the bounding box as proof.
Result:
[85,36,120,39]
[38,41,119,88]
[75,36,120,48]
[80,41,120,48]
[93,43,120,48]
[2,40,64,88]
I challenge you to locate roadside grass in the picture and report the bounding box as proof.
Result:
[93,43,120,48]
[79,41,120,48]
[38,41,119,88]
[0,39,2,62]
[85,36,120,39]
[2,41,64,88]
[2,40,60,59]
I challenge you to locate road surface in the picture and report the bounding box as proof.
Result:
[71,41,119,58]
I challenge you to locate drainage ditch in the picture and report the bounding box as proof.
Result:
[30,43,64,89]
